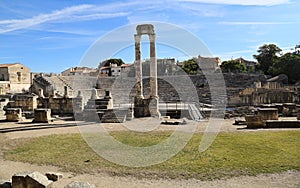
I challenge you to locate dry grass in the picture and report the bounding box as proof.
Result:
[3,130,300,180]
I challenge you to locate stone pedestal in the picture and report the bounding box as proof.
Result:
[297,109,300,120]
[33,109,51,123]
[245,115,264,129]
[258,108,278,121]
[5,108,22,122]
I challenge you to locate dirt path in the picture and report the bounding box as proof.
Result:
[0,118,300,187]
[0,159,299,188]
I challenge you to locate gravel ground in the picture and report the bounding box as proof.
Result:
[0,117,299,187]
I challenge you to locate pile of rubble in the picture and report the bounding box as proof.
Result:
[0,171,94,188]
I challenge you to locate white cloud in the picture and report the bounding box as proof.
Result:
[176,0,290,6]
[219,21,300,25]
[0,4,131,34]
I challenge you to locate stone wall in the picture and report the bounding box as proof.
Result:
[5,93,38,111]
[37,97,82,115]
[96,73,263,106]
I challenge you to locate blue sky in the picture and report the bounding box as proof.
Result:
[0,0,299,73]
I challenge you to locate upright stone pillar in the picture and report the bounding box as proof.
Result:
[135,34,143,99]
[149,33,160,117]
[149,34,158,98]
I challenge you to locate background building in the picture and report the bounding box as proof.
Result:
[0,63,30,93]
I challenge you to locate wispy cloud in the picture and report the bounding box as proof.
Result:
[219,21,300,25]
[175,0,290,6]
[0,4,131,34]
[0,56,23,59]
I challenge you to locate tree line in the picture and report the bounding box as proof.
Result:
[220,43,300,83]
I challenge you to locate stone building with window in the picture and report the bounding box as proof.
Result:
[0,63,30,94]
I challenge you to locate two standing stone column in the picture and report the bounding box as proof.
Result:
[134,24,160,117]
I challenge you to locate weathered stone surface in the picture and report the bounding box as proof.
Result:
[12,171,28,188]
[134,24,160,118]
[32,108,51,123]
[258,108,278,121]
[245,115,265,129]
[25,171,53,188]
[12,171,53,188]
[45,172,63,182]
[0,180,12,188]
[297,109,300,120]
[266,120,300,128]
[64,181,94,188]
[5,108,22,122]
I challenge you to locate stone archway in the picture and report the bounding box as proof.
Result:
[134,24,160,117]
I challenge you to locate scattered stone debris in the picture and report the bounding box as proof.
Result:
[64,181,94,188]
[7,171,95,188]
[233,117,247,125]
[0,180,12,188]
[161,117,187,125]
[12,171,53,188]
[45,172,63,182]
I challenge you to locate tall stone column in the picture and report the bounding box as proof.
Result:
[149,33,160,117]
[135,34,143,99]
[149,34,158,98]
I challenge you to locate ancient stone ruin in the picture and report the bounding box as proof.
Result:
[0,171,94,188]
[133,24,160,118]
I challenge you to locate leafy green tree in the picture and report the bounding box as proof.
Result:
[253,44,282,75]
[220,60,247,73]
[181,59,199,74]
[275,53,300,83]
[100,58,124,67]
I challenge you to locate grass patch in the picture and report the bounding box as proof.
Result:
[4,131,300,180]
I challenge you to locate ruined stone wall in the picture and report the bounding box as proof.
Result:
[6,94,38,111]
[49,97,74,115]
[239,88,298,106]
[37,97,83,115]
[96,73,262,106]
[14,95,38,111]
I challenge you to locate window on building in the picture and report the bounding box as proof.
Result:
[17,72,21,82]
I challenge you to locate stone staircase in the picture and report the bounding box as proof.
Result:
[82,91,127,123]
[188,103,206,121]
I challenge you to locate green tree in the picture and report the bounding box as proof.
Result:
[220,60,247,73]
[181,59,199,74]
[100,58,124,67]
[253,44,282,75]
[275,53,300,83]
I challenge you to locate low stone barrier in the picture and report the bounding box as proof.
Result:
[33,109,51,123]
[5,171,93,188]
[245,115,265,129]
[5,108,22,122]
